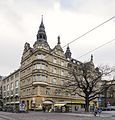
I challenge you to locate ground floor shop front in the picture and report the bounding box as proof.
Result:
[20,96,95,112]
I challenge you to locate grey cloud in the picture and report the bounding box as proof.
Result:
[0,0,57,33]
[59,0,115,17]
[59,0,84,10]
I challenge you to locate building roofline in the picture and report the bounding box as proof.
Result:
[3,68,20,80]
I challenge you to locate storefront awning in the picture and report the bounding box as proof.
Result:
[72,101,85,104]
[54,104,65,107]
[43,101,53,104]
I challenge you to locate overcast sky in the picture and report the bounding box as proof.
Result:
[0,0,115,77]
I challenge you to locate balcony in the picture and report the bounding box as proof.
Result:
[33,81,48,87]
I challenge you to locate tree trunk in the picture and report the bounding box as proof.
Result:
[85,97,89,112]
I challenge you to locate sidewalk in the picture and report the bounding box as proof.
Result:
[63,111,115,118]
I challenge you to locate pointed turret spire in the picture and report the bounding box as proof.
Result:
[37,15,47,42]
[65,45,72,59]
[40,15,44,29]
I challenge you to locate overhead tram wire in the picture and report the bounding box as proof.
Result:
[62,16,115,48]
[78,38,115,59]
[44,16,115,59]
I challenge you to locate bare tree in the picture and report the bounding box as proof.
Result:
[64,55,114,112]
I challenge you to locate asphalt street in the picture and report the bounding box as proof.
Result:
[0,111,115,120]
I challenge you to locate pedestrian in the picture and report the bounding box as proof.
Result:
[42,105,46,112]
[94,107,98,116]
[98,108,102,116]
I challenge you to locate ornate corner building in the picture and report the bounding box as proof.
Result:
[20,17,82,111]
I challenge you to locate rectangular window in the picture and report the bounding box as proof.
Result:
[61,80,64,85]
[15,88,18,94]
[4,92,6,97]
[4,86,6,91]
[58,90,61,95]
[10,75,14,80]
[61,61,64,66]
[46,88,50,95]
[41,64,45,69]
[7,84,9,91]
[37,64,40,69]
[7,78,9,82]
[34,64,41,69]
[15,72,19,78]
[7,91,9,96]
[53,58,57,63]
[61,70,64,76]
[37,54,45,59]
[11,90,13,95]
[52,78,56,84]
[53,68,56,73]
[3,80,6,84]
[15,80,18,88]
[44,76,47,81]
[37,54,41,59]
[41,54,45,59]
[32,87,36,95]
[38,75,40,81]
[11,82,14,90]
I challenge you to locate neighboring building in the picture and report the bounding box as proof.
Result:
[0,76,4,110]
[101,80,115,107]
[2,69,20,111]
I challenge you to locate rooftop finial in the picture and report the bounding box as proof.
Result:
[67,44,69,48]
[41,15,43,23]
[57,36,60,44]
[91,54,93,62]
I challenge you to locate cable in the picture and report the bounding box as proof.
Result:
[44,16,115,59]
[78,38,115,59]
[62,16,115,48]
